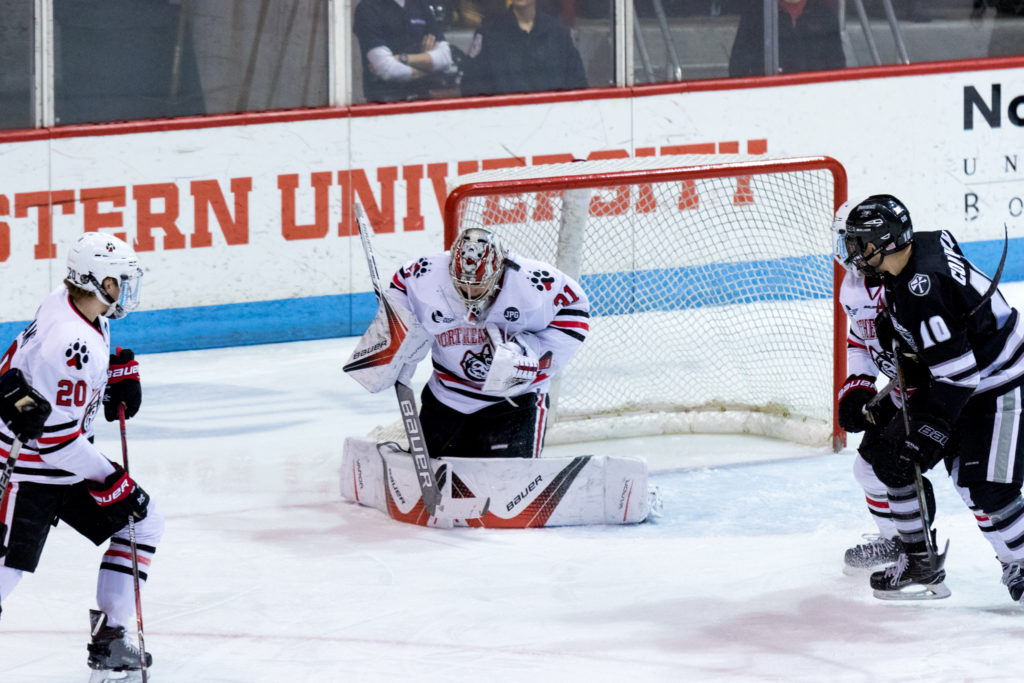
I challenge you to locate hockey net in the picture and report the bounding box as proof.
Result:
[444,155,847,449]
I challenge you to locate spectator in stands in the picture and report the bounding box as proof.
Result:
[353,0,455,103]
[974,0,1024,57]
[461,0,588,96]
[728,0,846,77]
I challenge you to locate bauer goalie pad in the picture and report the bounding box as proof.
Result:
[343,291,431,393]
[340,437,650,527]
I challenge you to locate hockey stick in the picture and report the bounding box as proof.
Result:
[351,203,442,517]
[118,403,147,682]
[890,345,947,572]
[0,437,22,509]
[0,437,23,555]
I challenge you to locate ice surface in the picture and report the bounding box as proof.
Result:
[3,284,1024,682]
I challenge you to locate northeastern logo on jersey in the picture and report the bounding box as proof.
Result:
[65,340,90,369]
[908,274,931,296]
[462,344,494,381]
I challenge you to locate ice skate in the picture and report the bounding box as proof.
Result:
[1002,561,1024,605]
[87,610,151,682]
[843,534,903,574]
[871,547,950,600]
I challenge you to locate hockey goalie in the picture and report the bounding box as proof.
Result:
[342,220,652,528]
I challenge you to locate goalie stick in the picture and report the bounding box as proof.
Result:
[345,203,475,520]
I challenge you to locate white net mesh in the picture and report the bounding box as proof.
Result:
[445,155,844,447]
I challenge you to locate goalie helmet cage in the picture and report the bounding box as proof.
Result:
[444,155,848,451]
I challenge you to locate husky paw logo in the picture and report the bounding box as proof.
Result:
[409,258,431,278]
[527,269,555,292]
[65,340,90,369]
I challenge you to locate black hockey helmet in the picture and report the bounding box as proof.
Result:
[840,194,913,274]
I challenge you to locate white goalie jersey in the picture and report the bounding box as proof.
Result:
[388,251,590,413]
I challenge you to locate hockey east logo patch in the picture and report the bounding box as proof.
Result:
[64,340,90,369]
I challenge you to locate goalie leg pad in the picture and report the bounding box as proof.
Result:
[340,437,649,527]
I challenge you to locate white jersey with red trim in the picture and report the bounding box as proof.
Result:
[0,287,114,485]
[841,269,888,379]
[840,268,914,408]
[389,251,590,414]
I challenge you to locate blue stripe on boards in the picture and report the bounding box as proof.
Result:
[0,292,380,355]
[1,236,1019,354]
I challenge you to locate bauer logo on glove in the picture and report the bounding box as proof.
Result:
[103,347,141,421]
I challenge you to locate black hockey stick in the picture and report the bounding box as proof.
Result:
[890,344,948,572]
[0,437,23,555]
[351,203,442,517]
[966,223,1009,319]
[0,437,22,508]
[118,403,148,682]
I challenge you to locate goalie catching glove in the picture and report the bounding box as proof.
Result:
[482,325,540,397]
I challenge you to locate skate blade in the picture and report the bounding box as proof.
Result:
[88,669,147,683]
[872,581,951,601]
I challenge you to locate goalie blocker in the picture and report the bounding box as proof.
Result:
[340,437,652,527]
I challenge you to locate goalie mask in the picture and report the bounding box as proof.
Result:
[65,232,143,319]
[449,227,507,321]
[838,194,913,276]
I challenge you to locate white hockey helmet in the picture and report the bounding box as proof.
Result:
[65,232,143,319]
[449,227,507,320]
[831,199,856,268]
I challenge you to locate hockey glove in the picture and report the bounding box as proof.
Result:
[899,417,951,473]
[86,463,150,521]
[837,374,877,433]
[103,347,141,422]
[0,368,52,441]
[482,325,540,397]
[870,415,916,488]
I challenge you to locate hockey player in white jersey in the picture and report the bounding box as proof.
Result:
[0,232,164,680]
[387,227,589,459]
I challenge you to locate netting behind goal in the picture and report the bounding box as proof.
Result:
[444,155,847,449]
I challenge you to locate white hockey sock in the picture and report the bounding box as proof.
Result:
[0,565,23,601]
[952,461,1016,563]
[96,537,155,628]
[853,454,897,538]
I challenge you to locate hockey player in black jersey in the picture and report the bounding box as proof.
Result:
[840,194,1024,604]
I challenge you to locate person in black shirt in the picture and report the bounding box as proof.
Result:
[353,0,454,102]
[839,194,1024,605]
[461,0,587,96]
[728,0,845,77]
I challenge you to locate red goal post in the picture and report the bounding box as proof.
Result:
[444,155,848,451]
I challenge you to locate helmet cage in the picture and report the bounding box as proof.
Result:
[65,233,143,319]
[449,228,507,317]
